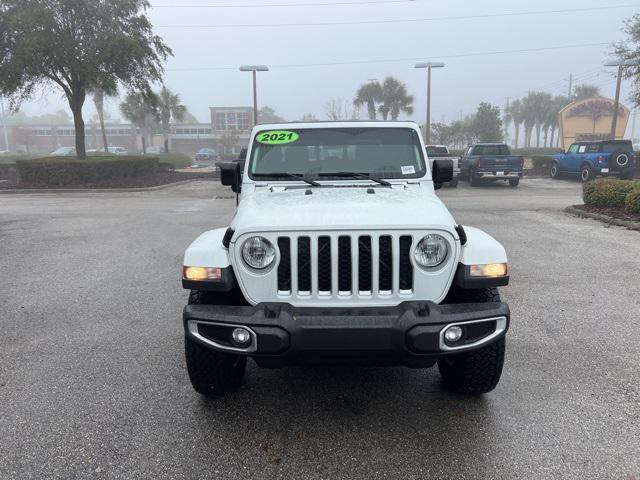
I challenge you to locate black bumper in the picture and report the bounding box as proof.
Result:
[183,301,510,368]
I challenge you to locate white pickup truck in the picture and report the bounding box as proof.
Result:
[426,145,460,187]
[182,122,510,396]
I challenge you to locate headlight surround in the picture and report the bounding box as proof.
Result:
[414,234,449,268]
[242,236,276,270]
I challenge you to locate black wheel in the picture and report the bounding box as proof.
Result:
[550,162,560,179]
[185,291,247,396]
[469,169,480,187]
[449,176,459,188]
[438,287,505,394]
[508,178,519,187]
[580,164,594,182]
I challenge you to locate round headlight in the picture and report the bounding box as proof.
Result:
[242,236,276,269]
[414,234,449,268]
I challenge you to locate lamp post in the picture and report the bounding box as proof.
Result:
[239,65,269,126]
[414,61,445,144]
[604,59,636,139]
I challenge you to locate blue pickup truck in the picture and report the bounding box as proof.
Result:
[551,140,637,182]
[460,143,524,187]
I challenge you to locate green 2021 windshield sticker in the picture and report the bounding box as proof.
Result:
[256,130,299,145]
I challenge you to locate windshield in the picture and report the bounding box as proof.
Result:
[426,146,450,157]
[472,145,511,155]
[248,127,426,180]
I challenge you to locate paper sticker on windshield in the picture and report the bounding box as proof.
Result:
[256,130,299,145]
[401,165,415,175]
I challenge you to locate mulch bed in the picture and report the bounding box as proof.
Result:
[573,204,640,223]
[0,170,215,190]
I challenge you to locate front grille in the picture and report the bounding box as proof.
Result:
[277,233,414,297]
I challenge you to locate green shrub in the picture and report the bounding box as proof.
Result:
[16,156,159,186]
[625,188,640,213]
[145,153,193,168]
[158,161,175,172]
[583,178,640,207]
[531,155,553,169]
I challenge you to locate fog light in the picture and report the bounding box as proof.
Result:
[183,266,222,281]
[231,328,251,346]
[444,326,463,343]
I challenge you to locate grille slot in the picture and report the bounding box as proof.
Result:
[338,236,352,293]
[277,237,291,293]
[399,235,413,291]
[297,237,311,294]
[317,236,332,293]
[378,235,393,293]
[358,236,372,294]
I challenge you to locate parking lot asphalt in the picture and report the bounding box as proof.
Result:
[1,177,639,480]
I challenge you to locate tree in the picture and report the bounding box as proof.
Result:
[473,103,503,142]
[258,106,285,124]
[325,98,359,120]
[353,81,383,120]
[92,82,118,152]
[0,0,171,159]
[297,113,318,122]
[615,14,640,107]
[507,99,524,148]
[157,86,187,153]
[378,77,414,120]
[120,92,159,154]
[572,85,601,101]
[178,111,199,124]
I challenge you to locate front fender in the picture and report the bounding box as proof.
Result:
[459,226,507,265]
[183,228,231,268]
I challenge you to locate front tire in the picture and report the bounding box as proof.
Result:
[185,290,247,395]
[550,162,560,179]
[438,287,505,394]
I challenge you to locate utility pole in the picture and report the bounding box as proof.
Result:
[567,73,573,100]
[610,64,623,139]
[0,95,9,152]
[239,65,269,126]
[414,61,445,144]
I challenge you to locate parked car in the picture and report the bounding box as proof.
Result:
[145,146,165,155]
[50,147,76,156]
[460,143,524,187]
[195,148,218,163]
[90,146,128,155]
[181,121,511,396]
[426,145,460,187]
[551,140,637,181]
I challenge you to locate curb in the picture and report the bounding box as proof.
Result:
[565,205,640,232]
[0,177,215,194]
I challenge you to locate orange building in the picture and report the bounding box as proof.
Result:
[558,97,629,150]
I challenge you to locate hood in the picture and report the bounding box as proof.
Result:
[230,183,456,235]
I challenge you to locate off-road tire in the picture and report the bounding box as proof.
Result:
[469,170,480,187]
[438,286,505,394]
[611,150,631,170]
[508,178,520,187]
[550,162,560,179]
[580,164,594,182]
[185,290,247,395]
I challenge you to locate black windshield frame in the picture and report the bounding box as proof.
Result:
[247,127,427,181]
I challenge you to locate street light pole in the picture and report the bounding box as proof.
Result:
[415,62,445,144]
[240,65,269,126]
[605,59,637,139]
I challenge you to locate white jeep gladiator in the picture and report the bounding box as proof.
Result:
[182,121,510,396]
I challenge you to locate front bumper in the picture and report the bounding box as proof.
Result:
[184,301,510,367]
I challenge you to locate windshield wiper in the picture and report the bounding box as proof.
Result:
[253,172,321,187]
[317,172,391,187]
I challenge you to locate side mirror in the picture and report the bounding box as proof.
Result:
[432,159,453,190]
[220,162,242,193]
[238,148,247,160]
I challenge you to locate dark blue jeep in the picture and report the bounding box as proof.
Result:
[551,140,636,182]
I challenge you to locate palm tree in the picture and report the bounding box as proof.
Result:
[91,81,118,153]
[507,99,524,148]
[157,86,187,154]
[353,81,382,120]
[378,77,414,120]
[120,92,159,154]
[572,84,601,101]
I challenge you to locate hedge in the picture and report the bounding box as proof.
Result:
[583,178,640,207]
[145,152,193,168]
[16,156,159,186]
[625,188,640,213]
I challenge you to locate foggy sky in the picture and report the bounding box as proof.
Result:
[16,0,638,127]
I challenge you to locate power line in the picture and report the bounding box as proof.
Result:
[166,42,610,72]
[155,4,640,28]
[152,0,415,7]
